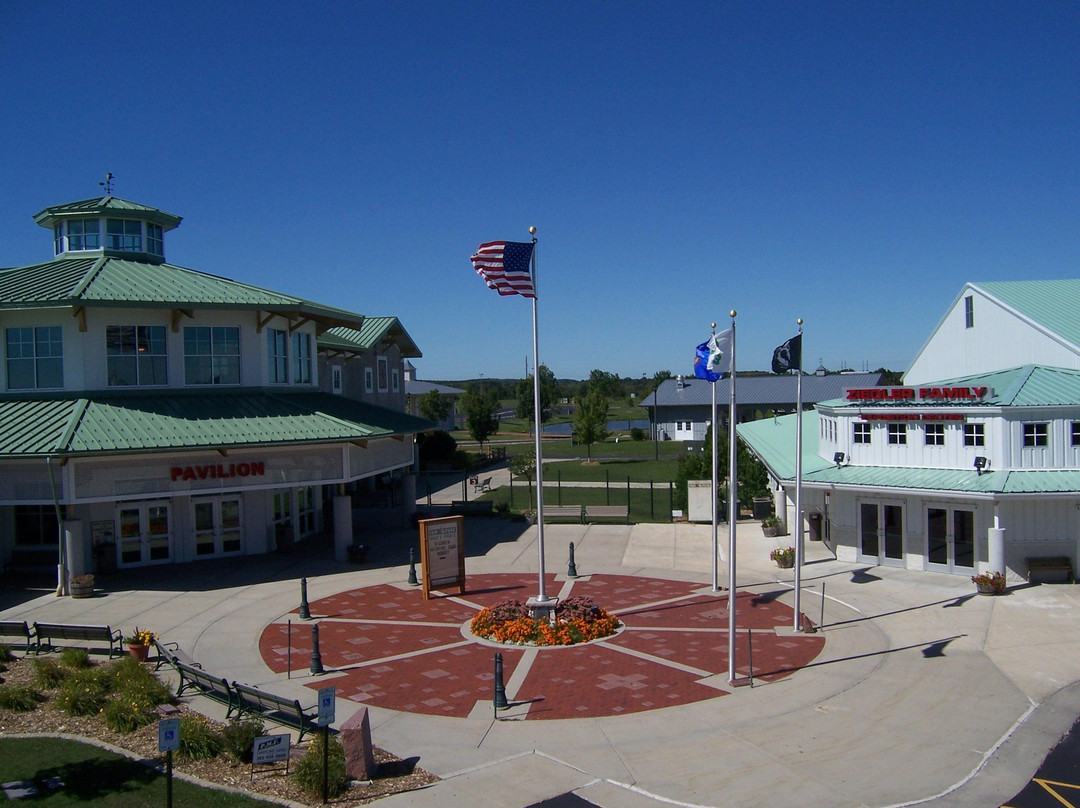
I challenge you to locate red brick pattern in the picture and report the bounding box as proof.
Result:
[259,574,825,720]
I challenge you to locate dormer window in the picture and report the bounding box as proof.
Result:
[49,217,166,258]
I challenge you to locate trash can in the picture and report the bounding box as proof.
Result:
[808,512,822,541]
[752,498,773,520]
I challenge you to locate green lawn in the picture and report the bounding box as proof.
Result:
[492,479,678,523]
[0,738,275,807]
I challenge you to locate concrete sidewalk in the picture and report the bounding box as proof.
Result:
[3,517,1079,808]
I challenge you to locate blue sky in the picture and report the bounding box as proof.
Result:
[2,2,1078,381]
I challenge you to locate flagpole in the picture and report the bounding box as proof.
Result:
[710,323,719,592]
[793,318,805,631]
[528,227,551,603]
[727,310,738,684]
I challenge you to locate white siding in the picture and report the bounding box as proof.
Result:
[905,286,1080,384]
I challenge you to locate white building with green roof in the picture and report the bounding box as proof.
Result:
[0,193,432,579]
[739,281,1080,582]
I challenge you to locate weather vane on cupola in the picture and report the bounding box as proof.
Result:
[98,172,115,196]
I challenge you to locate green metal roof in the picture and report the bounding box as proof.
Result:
[0,390,434,457]
[33,196,182,231]
[321,318,422,358]
[977,279,1080,350]
[738,408,1080,496]
[0,255,364,326]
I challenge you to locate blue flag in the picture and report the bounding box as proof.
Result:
[694,329,732,382]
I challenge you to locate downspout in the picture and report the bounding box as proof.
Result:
[46,456,67,596]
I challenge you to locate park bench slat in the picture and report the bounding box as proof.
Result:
[0,620,34,654]
[232,681,318,741]
[32,622,122,657]
[176,660,236,717]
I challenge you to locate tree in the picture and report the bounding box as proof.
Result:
[515,365,559,425]
[460,386,500,451]
[573,386,610,461]
[587,369,620,401]
[417,389,451,425]
[673,424,770,511]
[509,449,537,510]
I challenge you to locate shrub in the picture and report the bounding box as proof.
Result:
[0,684,44,711]
[0,646,15,664]
[630,427,647,441]
[111,655,171,703]
[59,648,93,670]
[32,658,69,688]
[176,713,223,760]
[102,687,158,733]
[221,716,266,763]
[56,669,112,715]
[292,732,348,798]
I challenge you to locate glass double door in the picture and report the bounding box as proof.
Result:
[193,496,243,558]
[926,506,975,573]
[117,502,171,566]
[859,502,905,566]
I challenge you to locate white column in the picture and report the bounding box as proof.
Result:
[63,520,87,580]
[988,500,1005,575]
[774,485,788,533]
[333,495,353,563]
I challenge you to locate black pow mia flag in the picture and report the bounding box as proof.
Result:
[772,333,802,374]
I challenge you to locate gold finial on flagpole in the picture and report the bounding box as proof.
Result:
[730,310,737,318]
[797,318,804,326]
[711,322,716,330]
[528,226,536,235]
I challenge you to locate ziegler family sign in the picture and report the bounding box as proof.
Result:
[845,386,991,401]
[418,515,466,599]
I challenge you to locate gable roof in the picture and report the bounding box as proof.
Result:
[319,318,422,358]
[0,255,364,328]
[976,280,1080,350]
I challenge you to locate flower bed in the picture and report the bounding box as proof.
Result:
[470,596,621,646]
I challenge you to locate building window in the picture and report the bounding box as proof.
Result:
[964,423,985,447]
[964,295,974,329]
[853,422,871,444]
[1023,422,1048,447]
[14,505,58,546]
[887,423,907,445]
[292,332,311,384]
[364,367,373,393]
[377,356,388,392]
[331,366,342,394]
[106,219,143,251]
[68,219,101,251]
[1072,421,1080,447]
[146,223,163,256]
[268,329,288,383]
[106,325,167,386]
[184,326,240,385]
[392,367,400,393]
[924,423,944,446]
[6,326,63,389]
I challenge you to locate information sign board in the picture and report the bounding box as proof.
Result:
[252,733,291,765]
[158,718,180,753]
[317,685,336,726]
[419,515,466,599]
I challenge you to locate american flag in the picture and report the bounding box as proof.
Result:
[471,241,536,298]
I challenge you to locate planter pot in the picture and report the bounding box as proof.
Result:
[762,526,779,537]
[775,558,794,569]
[69,581,95,599]
[975,583,1002,596]
[128,643,150,662]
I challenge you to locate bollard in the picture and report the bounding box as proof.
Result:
[299,577,311,620]
[310,623,324,674]
[746,628,754,688]
[567,542,578,578]
[819,582,826,631]
[493,652,509,712]
[407,547,418,586]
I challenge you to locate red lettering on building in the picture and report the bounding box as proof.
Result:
[168,462,267,483]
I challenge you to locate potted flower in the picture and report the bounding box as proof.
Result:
[971,570,1006,595]
[125,627,156,661]
[761,515,782,537]
[770,547,795,568]
[69,573,95,599]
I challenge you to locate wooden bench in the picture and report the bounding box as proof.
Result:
[584,505,630,524]
[541,505,584,523]
[176,661,237,717]
[471,476,492,494]
[1027,556,1074,584]
[32,622,122,657]
[232,681,319,741]
[152,637,200,672]
[0,620,34,654]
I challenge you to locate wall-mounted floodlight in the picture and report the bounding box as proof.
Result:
[833,452,845,467]
[974,456,989,475]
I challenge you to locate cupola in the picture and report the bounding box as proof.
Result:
[33,194,182,263]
